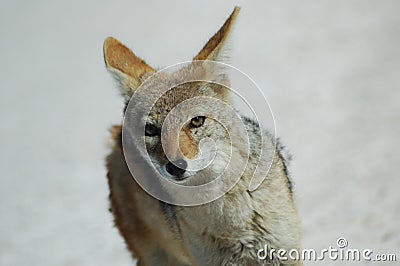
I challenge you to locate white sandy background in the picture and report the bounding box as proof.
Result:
[0,0,399,265]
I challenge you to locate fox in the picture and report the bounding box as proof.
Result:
[104,7,302,266]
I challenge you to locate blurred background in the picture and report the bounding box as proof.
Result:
[1,0,399,265]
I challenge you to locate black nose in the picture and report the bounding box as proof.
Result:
[166,159,187,178]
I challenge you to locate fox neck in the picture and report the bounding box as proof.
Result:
[178,192,253,236]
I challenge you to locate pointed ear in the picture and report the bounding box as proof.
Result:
[193,7,240,62]
[103,37,155,100]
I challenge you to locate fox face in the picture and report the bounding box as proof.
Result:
[142,82,233,184]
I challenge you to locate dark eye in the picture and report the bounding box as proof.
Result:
[145,124,159,136]
[190,116,205,128]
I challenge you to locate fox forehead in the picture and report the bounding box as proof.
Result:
[144,82,224,123]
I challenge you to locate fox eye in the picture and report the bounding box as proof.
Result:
[190,116,205,128]
[145,124,159,136]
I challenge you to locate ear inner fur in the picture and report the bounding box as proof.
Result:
[103,37,154,79]
[193,6,240,61]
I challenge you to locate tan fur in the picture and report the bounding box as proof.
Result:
[103,37,155,101]
[104,7,302,266]
[107,138,194,265]
[193,7,240,61]
[104,37,154,80]
[179,129,199,159]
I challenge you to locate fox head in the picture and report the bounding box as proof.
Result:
[104,7,247,186]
